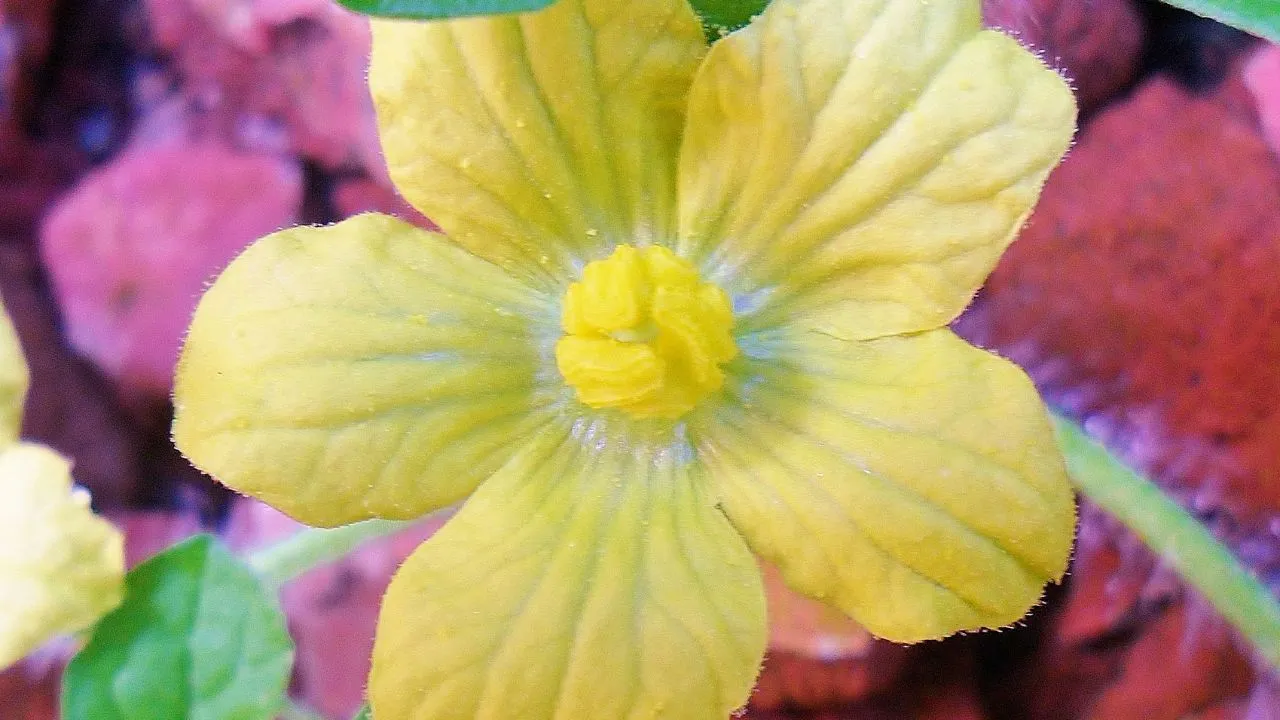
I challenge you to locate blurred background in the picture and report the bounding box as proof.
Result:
[1,0,1279,717]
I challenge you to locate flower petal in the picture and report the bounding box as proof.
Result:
[0,443,124,668]
[173,213,555,527]
[370,0,706,287]
[370,420,766,720]
[698,328,1075,642]
[677,0,1075,339]
[0,297,28,444]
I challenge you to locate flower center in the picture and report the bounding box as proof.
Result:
[555,245,736,420]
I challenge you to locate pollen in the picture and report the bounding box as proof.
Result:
[555,245,736,420]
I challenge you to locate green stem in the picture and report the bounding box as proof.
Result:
[1052,412,1280,668]
[249,518,414,590]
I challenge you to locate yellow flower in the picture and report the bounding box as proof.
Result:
[0,302,124,669]
[173,0,1077,716]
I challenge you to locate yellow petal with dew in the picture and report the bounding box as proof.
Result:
[0,296,28,444]
[678,0,1075,339]
[0,443,124,668]
[370,420,766,720]
[173,213,556,528]
[697,328,1075,642]
[370,0,706,288]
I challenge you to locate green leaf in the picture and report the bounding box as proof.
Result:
[334,0,774,33]
[334,0,1280,46]
[335,0,554,19]
[688,0,769,36]
[353,703,373,720]
[1159,0,1280,43]
[336,0,777,38]
[61,535,294,720]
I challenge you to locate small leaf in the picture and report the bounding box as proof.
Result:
[1158,0,1280,44]
[335,0,555,19]
[353,703,373,720]
[62,535,294,720]
[688,0,769,36]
